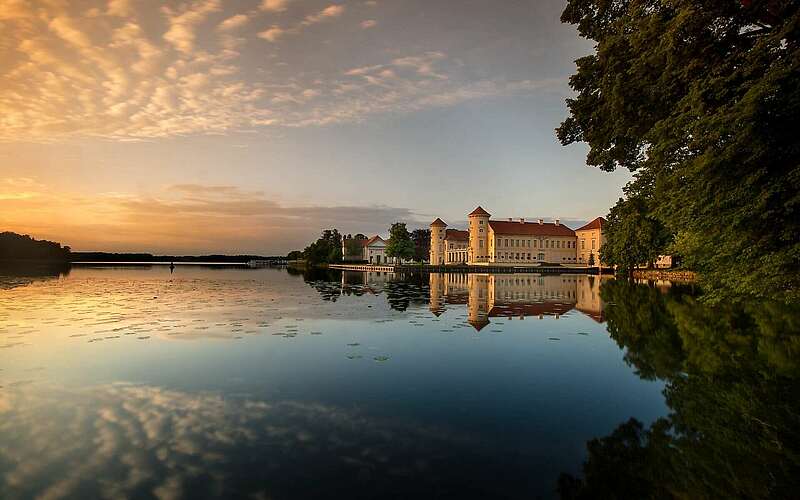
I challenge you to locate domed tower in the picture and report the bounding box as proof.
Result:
[430,218,447,265]
[468,206,491,264]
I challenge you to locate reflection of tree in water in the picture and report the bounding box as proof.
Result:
[559,280,800,499]
[297,270,430,311]
[0,262,71,290]
[383,275,429,312]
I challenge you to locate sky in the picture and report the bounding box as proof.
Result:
[0,0,631,255]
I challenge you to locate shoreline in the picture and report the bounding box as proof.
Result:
[633,269,697,282]
[329,263,612,274]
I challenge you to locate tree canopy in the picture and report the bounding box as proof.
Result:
[0,232,71,262]
[411,229,431,263]
[343,234,368,259]
[558,0,800,302]
[303,229,342,265]
[385,223,414,263]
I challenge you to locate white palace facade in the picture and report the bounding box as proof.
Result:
[430,206,606,267]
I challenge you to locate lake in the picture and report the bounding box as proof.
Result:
[1,265,797,499]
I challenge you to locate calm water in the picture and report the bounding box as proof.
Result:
[0,265,798,499]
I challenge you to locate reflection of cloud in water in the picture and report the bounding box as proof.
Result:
[0,383,516,500]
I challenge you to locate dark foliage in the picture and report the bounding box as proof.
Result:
[0,232,71,262]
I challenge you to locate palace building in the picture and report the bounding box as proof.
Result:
[430,206,606,267]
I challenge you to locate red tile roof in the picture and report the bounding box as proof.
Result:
[444,229,469,241]
[430,218,447,227]
[468,206,491,217]
[357,235,384,247]
[576,217,606,232]
[489,220,576,237]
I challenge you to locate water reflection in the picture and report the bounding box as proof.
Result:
[0,262,70,290]
[2,266,794,498]
[559,281,800,499]
[430,273,609,330]
[1,383,515,500]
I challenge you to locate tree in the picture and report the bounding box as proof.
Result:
[0,232,71,262]
[302,228,342,265]
[385,223,414,263]
[344,234,368,259]
[600,190,672,275]
[557,0,800,302]
[411,229,431,262]
[286,250,303,260]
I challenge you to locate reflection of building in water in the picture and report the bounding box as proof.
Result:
[575,275,609,322]
[431,273,608,330]
[342,270,395,286]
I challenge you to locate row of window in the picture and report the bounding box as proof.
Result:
[579,239,597,250]
[494,252,578,262]
[495,238,576,249]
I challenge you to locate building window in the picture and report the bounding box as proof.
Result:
[581,240,585,249]
[479,240,483,248]
[592,239,596,249]
[527,253,531,259]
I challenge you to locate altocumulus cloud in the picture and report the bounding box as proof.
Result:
[0,0,555,142]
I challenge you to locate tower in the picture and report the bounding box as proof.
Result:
[468,206,490,264]
[430,218,447,265]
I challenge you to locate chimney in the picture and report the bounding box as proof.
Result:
[519,217,525,223]
[538,218,543,225]
[555,219,560,226]
[508,217,512,222]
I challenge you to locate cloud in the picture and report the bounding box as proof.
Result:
[217,14,248,31]
[257,25,290,42]
[360,19,377,29]
[0,179,421,253]
[259,4,345,44]
[106,0,131,17]
[162,0,221,54]
[301,4,345,26]
[259,0,290,12]
[0,2,551,142]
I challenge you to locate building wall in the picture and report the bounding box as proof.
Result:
[488,229,578,265]
[444,239,468,264]
[576,228,605,266]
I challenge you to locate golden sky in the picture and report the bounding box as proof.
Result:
[0,0,630,254]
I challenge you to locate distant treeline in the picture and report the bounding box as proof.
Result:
[70,252,284,263]
[0,232,71,262]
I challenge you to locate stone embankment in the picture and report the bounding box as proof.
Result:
[633,269,697,282]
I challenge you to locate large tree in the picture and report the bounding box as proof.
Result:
[303,228,342,265]
[411,229,431,263]
[385,223,415,263]
[558,0,800,302]
[601,188,672,274]
[343,234,368,259]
